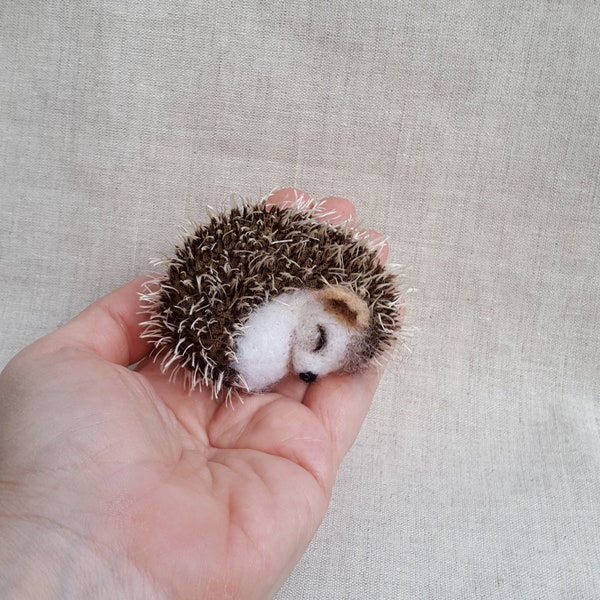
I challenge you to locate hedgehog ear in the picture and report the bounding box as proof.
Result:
[316,286,370,331]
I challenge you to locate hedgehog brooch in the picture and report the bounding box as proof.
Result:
[141,195,403,400]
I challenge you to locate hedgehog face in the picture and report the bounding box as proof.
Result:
[290,306,355,384]
[232,287,370,392]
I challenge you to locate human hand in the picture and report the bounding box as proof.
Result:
[0,190,388,599]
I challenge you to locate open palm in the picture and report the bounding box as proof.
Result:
[0,196,386,599]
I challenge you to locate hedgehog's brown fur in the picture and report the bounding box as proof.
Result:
[141,198,402,398]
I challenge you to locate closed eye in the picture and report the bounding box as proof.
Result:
[314,325,327,352]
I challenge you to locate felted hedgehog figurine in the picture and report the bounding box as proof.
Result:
[141,195,402,400]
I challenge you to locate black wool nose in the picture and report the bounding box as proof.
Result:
[299,371,317,384]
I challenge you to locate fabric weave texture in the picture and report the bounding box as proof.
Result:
[1,2,599,598]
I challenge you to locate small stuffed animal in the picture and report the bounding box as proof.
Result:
[141,195,402,400]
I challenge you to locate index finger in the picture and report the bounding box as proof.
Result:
[303,367,382,468]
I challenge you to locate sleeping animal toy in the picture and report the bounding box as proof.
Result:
[141,195,403,401]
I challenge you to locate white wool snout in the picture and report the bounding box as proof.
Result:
[232,289,367,392]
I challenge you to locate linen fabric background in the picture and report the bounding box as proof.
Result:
[1,2,599,598]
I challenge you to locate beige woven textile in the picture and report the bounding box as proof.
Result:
[1,2,599,598]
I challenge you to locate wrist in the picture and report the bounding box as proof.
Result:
[0,500,162,599]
